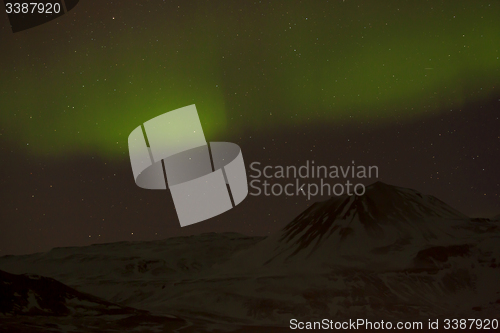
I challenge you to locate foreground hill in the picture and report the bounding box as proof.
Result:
[0,269,186,332]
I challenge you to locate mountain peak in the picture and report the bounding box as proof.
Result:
[314,181,466,224]
[273,183,469,263]
[368,180,394,188]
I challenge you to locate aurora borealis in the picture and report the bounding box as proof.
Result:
[1,0,499,156]
[0,0,499,255]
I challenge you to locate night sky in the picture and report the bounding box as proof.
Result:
[1,0,499,255]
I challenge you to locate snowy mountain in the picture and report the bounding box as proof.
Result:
[201,182,500,321]
[0,182,499,329]
[276,181,467,262]
[224,182,492,272]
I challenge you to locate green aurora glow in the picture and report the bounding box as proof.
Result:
[1,0,498,158]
